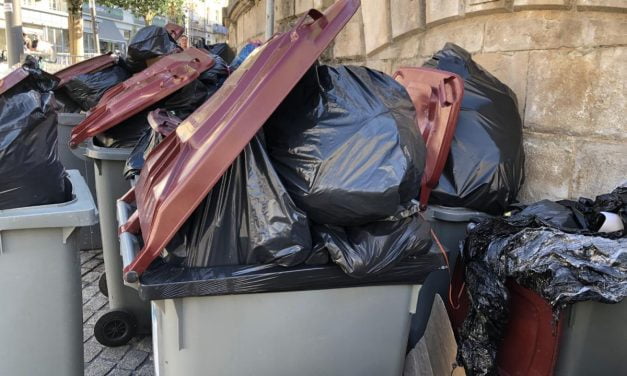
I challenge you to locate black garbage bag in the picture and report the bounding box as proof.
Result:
[163,134,312,268]
[94,110,150,148]
[458,187,627,376]
[98,78,211,149]
[126,25,181,73]
[198,54,229,96]
[122,78,214,177]
[63,64,131,111]
[123,111,180,179]
[0,68,69,210]
[264,64,426,226]
[160,79,212,120]
[423,43,525,215]
[310,207,433,278]
[208,42,234,64]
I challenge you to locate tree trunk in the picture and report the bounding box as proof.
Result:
[68,10,84,64]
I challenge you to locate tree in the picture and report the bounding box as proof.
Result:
[67,0,84,63]
[99,0,184,25]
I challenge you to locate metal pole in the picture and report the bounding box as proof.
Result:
[4,0,23,66]
[265,0,275,40]
[89,0,100,54]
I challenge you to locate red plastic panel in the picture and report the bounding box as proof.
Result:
[0,68,30,95]
[69,48,214,147]
[448,262,561,376]
[121,0,361,280]
[54,53,116,87]
[393,67,463,209]
[498,282,562,376]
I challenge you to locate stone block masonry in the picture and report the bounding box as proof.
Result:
[225,0,627,202]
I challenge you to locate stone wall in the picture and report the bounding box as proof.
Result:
[225,0,627,203]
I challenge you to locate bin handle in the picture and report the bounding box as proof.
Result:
[116,200,141,285]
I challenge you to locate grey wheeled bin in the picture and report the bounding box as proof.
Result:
[0,170,98,376]
[85,140,151,346]
[118,191,445,376]
[57,113,102,250]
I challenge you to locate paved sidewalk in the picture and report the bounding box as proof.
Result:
[81,249,155,376]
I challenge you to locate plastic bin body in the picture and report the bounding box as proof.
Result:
[0,170,97,376]
[86,142,151,335]
[152,284,420,376]
[555,299,627,376]
[58,113,102,250]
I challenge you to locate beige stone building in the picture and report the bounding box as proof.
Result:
[225,0,626,203]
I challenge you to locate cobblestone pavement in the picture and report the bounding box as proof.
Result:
[81,249,155,376]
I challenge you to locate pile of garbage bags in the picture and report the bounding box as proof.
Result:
[458,187,627,375]
[0,65,69,210]
[423,43,525,214]
[162,64,433,278]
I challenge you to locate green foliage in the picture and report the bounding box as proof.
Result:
[98,0,184,24]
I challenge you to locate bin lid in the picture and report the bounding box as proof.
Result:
[120,0,361,280]
[393,67,464,209]
[69,48,215,148]
[54,53,116,87]
[0,67,30,96]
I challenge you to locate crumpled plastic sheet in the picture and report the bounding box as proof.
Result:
[63,64,130,111]
[458,187,627,376]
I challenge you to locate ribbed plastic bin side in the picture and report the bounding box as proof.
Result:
[151,285,420,376]
[57,113,102,250]
[85,141,151,346]
[0,170,98,376]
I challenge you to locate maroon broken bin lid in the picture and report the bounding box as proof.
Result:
[54,52,116,88]
[69,47,214,148]
[393,67,464,209]
[119,0,362,281]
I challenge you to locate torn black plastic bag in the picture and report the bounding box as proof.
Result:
[0,74,69,209]
[423,43,524,215]
[265,64,426,226]
[125,25,180,73]
[63,64,131,111]
[163,134,312,268]
[458,188,627,376]
[311,210,433,278]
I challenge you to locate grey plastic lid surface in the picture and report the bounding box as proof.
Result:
[0,170,98,230]
[58,113,87,127]
[85,139,134,161]
[425,205,491,223]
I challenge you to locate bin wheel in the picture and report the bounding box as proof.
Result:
[94,310,137,347]
[98,273,108,297]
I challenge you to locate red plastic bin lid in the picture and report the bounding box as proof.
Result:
[54,53,117,88]
[120,0,361,280]
[69,48,214,147]
[0,67,30,96]
[393,67,463,209]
